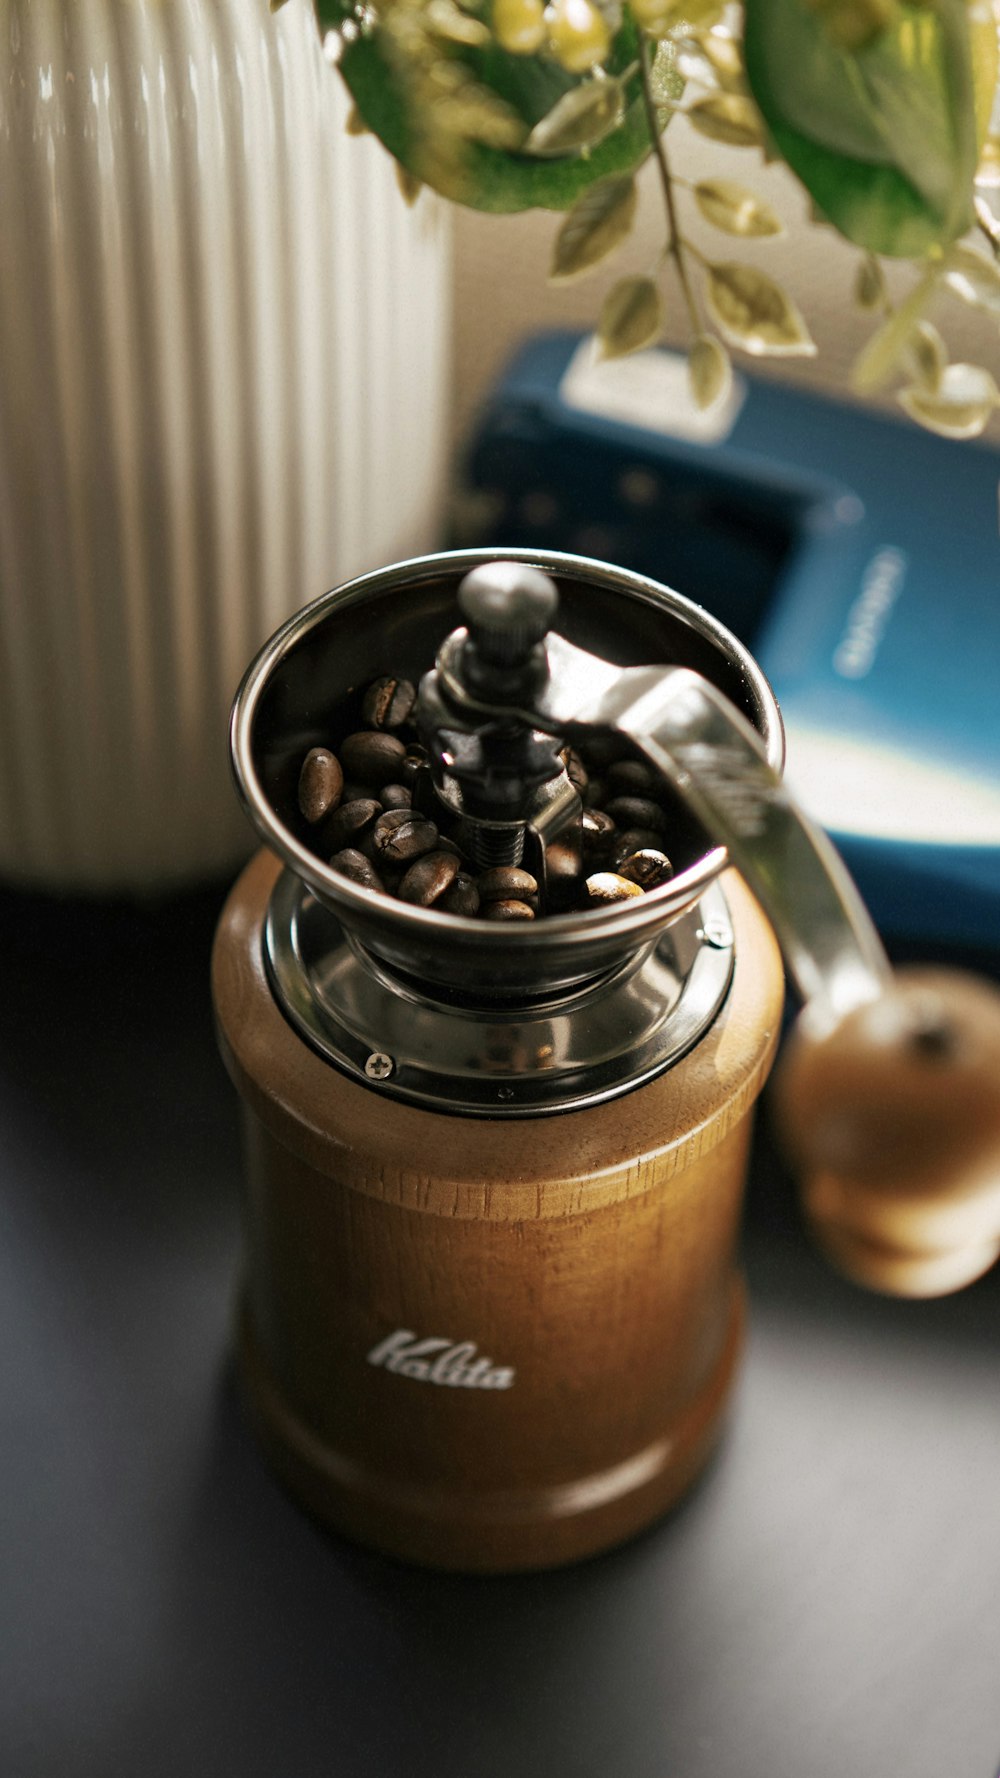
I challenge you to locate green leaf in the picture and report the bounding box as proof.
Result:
[704,261,817,354]
[941,242,1000,315]
[597,277,664,357]
[850,265,935,392]
[898,362,999,437]
[743,0,981,256]
[333,14,655,214]
[525,78,625,156]
[688,334,733,407]
[686,93,763,147]
[550,176,638,280]
[693,178,783,236]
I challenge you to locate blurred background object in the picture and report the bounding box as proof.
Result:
[453,329,1000,967]
[0,0,450,893]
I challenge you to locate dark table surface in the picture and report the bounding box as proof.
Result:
[1,873,998,1778]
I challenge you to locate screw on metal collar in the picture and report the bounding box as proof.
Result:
[364,1051,394,1081]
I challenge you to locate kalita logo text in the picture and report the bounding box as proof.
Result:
[366,1329,515,1389]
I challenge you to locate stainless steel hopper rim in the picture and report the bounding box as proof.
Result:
[228,547,784,995]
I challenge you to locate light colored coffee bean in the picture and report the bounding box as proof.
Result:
[298,747,344,824]
[329,848,387,893]
[362,675,417,731]
[398,850,460,906]
[619,848,673,889]
[585,872,645,904]
[477,866,539,902]
[339,730,407,786]
[482,898,535,921]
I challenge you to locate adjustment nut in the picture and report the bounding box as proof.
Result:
[457,562,559,668]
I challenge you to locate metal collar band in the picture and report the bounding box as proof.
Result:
[264,869,735,1117]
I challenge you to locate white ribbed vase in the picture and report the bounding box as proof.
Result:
[0,0,451,891]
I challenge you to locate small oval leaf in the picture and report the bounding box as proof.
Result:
[525,77,625,157]
[649,40,685,106]
[897,363,999,438]
[688,334,733,408]
[704,262,816,355]
[597,277,664,358]
[686,93,763,148]
[702,32,745,91]
[550,176,638,282]
[693,179,783,237]
[904,321,948,392]
[425,0,491,45]
[850,270,935,394]
[854,254,885,310]
[941,244,1000,316]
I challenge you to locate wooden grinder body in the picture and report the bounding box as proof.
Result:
[213,849,784,1572]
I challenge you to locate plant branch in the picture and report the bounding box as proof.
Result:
[639,37,700,334]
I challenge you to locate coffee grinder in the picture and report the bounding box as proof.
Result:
[213,548,1000,1572]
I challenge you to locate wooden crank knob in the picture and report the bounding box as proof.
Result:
[773,968,1000,1296]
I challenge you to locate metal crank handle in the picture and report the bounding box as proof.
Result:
[564,654,1000,1299]
[439,601,1000,1300]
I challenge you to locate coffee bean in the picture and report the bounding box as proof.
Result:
[585,872,645,904]
[482,898,535,921]
[545,841,581,883]
[560,746,588,793]
[604,796,668,835]
[398,850,460,907]
[294,664,680,924]
[378,782,412,811]
[608,827,664,871]
[362,675,417,731]
[371,808,439,865]
[477,866,539,902]
[606,759,658,797]
[298,747,344,824]
[339,730,407,787]
[618,848,673,889]
[576,733,618,771]
[581,808,616,856]
[401,745,430,787]
[328,798,382,849]
[440,872,480,917]
[329,848,387,893]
